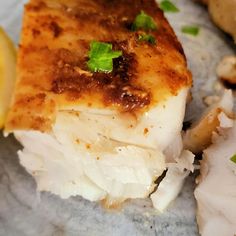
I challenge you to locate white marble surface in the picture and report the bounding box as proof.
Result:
[0,0,235,235]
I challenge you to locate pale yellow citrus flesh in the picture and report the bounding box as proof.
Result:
[0,27,16,128]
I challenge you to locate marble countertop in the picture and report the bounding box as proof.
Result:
[0,0,235,235]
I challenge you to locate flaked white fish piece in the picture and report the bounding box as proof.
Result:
[194,90,236,236]
[195,119,236,236]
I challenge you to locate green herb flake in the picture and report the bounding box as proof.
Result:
[160,0,179,13]
[132,11,157,31]
[230,154,236,164]
[87,41,122,73]
[181,26,200,36]
[138,34,156,44]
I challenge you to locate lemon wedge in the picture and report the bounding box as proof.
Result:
[0,27,16,128]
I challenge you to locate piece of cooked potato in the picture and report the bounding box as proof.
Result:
[199,0,236,42]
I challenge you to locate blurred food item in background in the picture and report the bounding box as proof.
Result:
[199,0,208,5]
[199,0,236,42]
[217,56,236,87]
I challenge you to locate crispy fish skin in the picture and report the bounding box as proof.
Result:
[6,0,191,132]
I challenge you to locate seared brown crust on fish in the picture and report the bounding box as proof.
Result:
[6,0,191,132]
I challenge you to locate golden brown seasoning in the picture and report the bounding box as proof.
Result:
[86,144,91,149]
[49,21,63,38]
[144,128,149,135]
[5,0,192,132]
[51,45,150,111]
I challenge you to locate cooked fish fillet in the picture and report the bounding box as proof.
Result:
[5,0,192,208]
[194,92,236,236]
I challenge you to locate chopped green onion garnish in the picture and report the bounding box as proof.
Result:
[138,34,156,44]
[160,0,179,13]
[230,154,236,164]
[132,11,157,31]
[181,26,200,36]
[87,41,122,73]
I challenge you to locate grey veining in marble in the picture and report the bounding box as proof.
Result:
[0,0,235,235]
